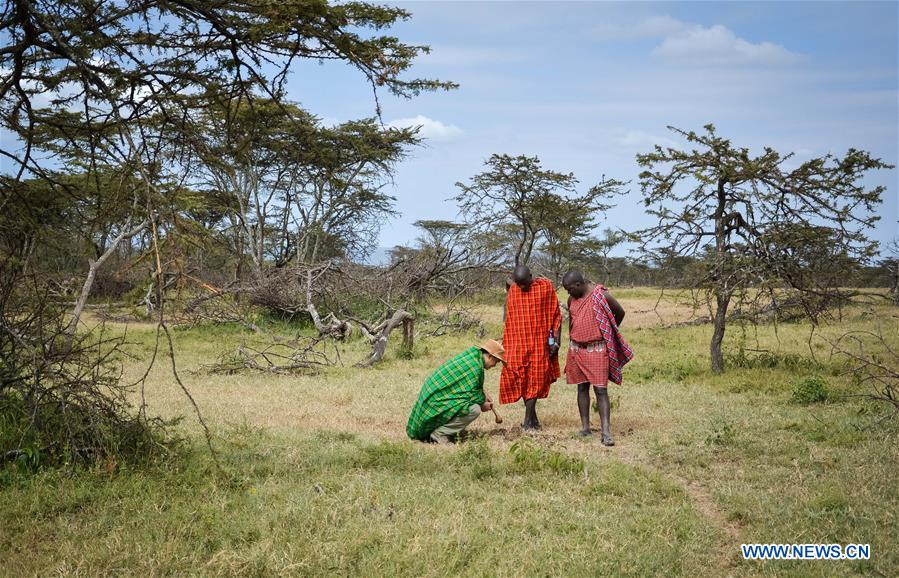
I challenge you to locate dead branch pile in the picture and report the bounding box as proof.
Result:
[826,323,899,412]
[143,253,493,372]
[423,300,484,338]
[204,336,338,375]
[180,262,420,369]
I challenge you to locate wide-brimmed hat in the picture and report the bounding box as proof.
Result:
[479,339,506,363]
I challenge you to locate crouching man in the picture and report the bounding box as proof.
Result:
[406,340,505,444]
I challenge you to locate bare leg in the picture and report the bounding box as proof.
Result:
[595,386,613,445]
[523,398,540,430]
[577,382,591,435]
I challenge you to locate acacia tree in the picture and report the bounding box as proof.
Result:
[188,99,313,278]
[592,228,627,281]
[190,99,417,276]
[636,125,891,372]
[0,0,453,464]
[538,189,626,283]
[454,154,620,268]
[885,238,899,306]
[1,0,454,311]
[286,118,418,264]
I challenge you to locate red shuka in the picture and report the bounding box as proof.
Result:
[499,277,562,404]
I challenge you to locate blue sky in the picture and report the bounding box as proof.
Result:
[288,1,898,257]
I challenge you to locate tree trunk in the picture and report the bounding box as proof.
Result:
[69,260,99,334]
[522,231,536,266]
[893,261,899,306]
[710,293,730,373]
[514,236,526,268]
[356,310,414,368]
[68,219,148,337]
[303,268,348,339]
[710,175,730,374]
[401,317,414,357]
[235,221,244,303]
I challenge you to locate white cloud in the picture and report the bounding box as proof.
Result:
[653,23,802,65]
[387,115,463,141]
[633,16,689,38]
[598,16,802,66]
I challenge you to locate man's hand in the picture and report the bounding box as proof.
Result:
[549,343,560,358]
[481,401,494,412]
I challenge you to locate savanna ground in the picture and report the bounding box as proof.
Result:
[1,288,897,577]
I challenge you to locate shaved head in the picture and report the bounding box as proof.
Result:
[512,265,534,291]
[562,270,589,298]
[562,271,584,287]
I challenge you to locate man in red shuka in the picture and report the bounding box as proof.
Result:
[562,270,633,446]
[500,265,562,430]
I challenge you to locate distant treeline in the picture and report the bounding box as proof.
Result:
[43,244,894,304]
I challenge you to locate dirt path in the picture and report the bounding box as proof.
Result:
[610,444,744,572]
[480,425,744,573]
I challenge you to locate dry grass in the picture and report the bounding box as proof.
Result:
[112,289,693,444]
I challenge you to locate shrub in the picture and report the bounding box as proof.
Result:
[792,376,830,405]
[1,293,178,472]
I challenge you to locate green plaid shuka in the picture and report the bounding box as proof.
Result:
[406,347,486,441]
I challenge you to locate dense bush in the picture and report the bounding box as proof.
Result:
[792,376,831,405]
[1,291,177,471]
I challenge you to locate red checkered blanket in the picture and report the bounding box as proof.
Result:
[590,285,634,384]
[499,277,561,403]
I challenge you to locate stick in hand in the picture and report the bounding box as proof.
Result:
[491,406,503,424]
[485,395,503,424]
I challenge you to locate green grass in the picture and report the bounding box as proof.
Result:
[0,430,714,576]
[2,290,897,576]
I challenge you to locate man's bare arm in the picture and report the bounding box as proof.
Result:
[605,291,625,326]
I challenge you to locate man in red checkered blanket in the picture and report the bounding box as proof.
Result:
[562,271,633,446]
[500,265,562,430]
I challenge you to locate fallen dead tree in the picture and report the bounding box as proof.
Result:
[420,290,484,338]
[145,252,491,370]
[424,307,483,338]
[177,262,420,368]
[242,263,351,340]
